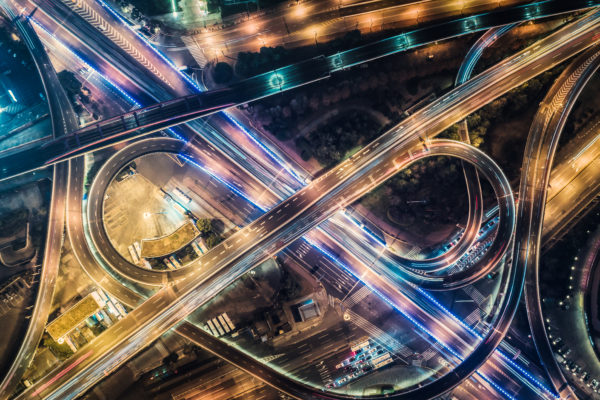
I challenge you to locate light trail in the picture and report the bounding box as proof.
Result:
[12,2,600,396]
[30,17,143,109]
[94,0,308,184]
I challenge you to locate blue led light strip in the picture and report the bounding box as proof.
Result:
[95,0,307,186]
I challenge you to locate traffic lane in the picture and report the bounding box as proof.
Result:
[22,0,311,193]
[86,137,276,286]
[4,0,593,176]
[310,225,544,400]
[86,139,185,286]
[543,158,600,243]
[21,142,510,400]
[22,13,600,398]
[0,4,79,398]
[21,0,178,99]
[66,157,150,307]
[518,43,600,398]
[25,0,189,95]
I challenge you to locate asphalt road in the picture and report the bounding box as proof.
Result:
[2,0,600,180]
[518,43,600,399]
[17,12,600,400]
[0,6,79,400]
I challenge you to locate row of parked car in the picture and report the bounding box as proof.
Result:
[552,336,600,393]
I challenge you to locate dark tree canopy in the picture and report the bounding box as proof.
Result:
[212,62,234,84]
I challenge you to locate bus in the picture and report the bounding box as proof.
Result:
[351,338,371,353]
[223,313,235,331]
[128,245,140,265]
[170,256,182,269]
[372,353,392,369]
[192,241,203,256]
[197,238,208,253]
[212,318,225,336]
[163,258,176,270]
[218,315,231,333]
[173,187,192,204]
[133,242,142,257]
[206,320,218,336]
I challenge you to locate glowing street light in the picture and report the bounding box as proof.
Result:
[246,22,258,34]
[171,0,178,17]
[293,4,308,18]
[269,72,285,90]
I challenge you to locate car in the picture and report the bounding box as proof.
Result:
[557,344,568,354]
[581,372,590,382]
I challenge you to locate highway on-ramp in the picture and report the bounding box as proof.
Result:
[16,12,600,400]
[0,5,80,399]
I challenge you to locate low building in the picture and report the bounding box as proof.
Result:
[291,298,321,323]
[140,220,199,259]
[46,293,104,342]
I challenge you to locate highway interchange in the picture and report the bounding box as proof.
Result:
[4,0,600,399]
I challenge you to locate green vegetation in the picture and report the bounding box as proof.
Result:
[0,24,32,62]
[541,206,600,299]
[46,295,101,341]
[84,161,101,190]
[115,0,176,17]
[57,70,103,119]
[205,233,222,249]
[299,112,380,166]
[440,66,564,170]
[195,218,213,235]
[162,352,179,366]
[195,218,223,249]
[57,70,82,98]
[90,323,107,337]
[0,209,28,236]
[276,260,302,302]
[361,156,468,231]
[140,220,199,258]
[246,40,459,167]
[218,0,288,18]
[235,30,362,78]
[42,334,73,360]
[361,66,565,233]
[212,62,234,84]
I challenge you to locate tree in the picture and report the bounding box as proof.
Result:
[42,336,73,359]
[196,218,212,236]
[406,77,419,96]
[205,233,222,249]
[278,268,301,301]
[212,62,234,84]
[57,70,82,97]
